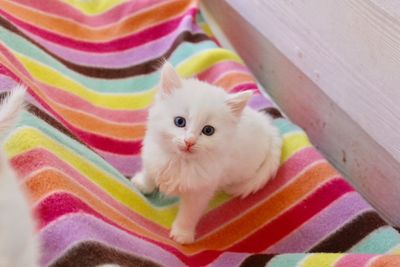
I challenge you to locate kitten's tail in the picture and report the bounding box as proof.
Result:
[0,85,26,137]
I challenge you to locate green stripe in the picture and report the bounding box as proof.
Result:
[267,253,307,267]
[0,27,217,92]
[274,118,303,135]
[16,111,128,183]
[350,226,400,254]
[16,111,180,206]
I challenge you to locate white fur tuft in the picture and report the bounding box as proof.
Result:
[0,84,26,137]
[0,84,38,267]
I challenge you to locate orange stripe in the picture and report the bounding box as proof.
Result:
[215,72,254,90]
[0,54,145,140]
[184,162,338,253]
[57,107,145,140]
[1,0,195,41]
[370,255,400,267]
[25,169,178,246]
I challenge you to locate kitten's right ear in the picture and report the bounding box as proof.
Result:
[225,90,253,116]
[159,61,182,97]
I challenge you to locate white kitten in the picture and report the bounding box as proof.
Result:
[132,63,282,244]
[0,86,39,267]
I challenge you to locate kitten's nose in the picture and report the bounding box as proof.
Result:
[184,139,195,147]
[184,136,196,147]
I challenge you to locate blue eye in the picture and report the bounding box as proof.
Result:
[202,125,215,136]
[174,116,186,127]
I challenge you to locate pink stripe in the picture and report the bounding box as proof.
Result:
[197,148,324,236]
[0,72,39,107]
[14,149,168,236]
[0,50,139,156]
[35,82,149,124]
[0,43,38,82]
[38,194,223,266]
[265,192,373,253]
[39,210,184,266]
[248,93,273,110]
[0,8,198,53]
[0,59,149,124]
[227,179,353,253]
[27,87,142,155]
[13,0,171,27]
[209,252,249,267]
[0,49,148,158]
[0,59,146,151]
[229,82,258,93]
[20,13,201,68]
[99,150,142,177]
[334,254,375,267]
[197,61,251,84]
[0,73,18,91]
[0,63,148,123]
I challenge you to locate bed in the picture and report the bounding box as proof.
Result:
[1,0,400,266]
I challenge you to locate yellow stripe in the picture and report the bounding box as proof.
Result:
[208,192,230,210]
[199,23,213,37]
[178,48,243,77]
[15,49,241,110]
[15,53,156,110]
[388,245,400,255]
[190,131,312,211]
[4,127,177,228]
[300,253,343,267]
[60,0,127,15]
[281,131,312,162]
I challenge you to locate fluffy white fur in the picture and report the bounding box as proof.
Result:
[0,85,39,267]
[132,63,282,244]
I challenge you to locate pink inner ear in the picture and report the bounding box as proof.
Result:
[160,62,182,96]
[226,91,253,116]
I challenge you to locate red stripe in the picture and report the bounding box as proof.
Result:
[197,149,324,236]
[36,192,219,265]
[0,52,142,155]
[0,64,149,124]
[74,126,142,155]
[0,8,198,53]
[36,192,181,255]
[161,178,353,266]
[228,178,353,252]
[12,0,169,27]
[14,148,172,237]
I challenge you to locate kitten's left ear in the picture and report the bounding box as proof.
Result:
[159,61,182,97]
[225,91,253,116]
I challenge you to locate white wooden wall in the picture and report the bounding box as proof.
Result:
[201,0,400,226]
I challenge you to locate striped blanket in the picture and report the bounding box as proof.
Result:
[1,0,400,266]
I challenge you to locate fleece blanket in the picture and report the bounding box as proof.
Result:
[1,0,400,266]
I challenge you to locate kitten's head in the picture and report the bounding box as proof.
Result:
[147,62,252,158]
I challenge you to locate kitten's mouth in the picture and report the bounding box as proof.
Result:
[179,145,194,153]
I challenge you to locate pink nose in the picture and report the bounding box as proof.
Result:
[184,139,195,147]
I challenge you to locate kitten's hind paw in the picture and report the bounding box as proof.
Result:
[170,226,195,244]
[131,171,156,194]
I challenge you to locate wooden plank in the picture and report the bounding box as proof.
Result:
[201,0,400,225]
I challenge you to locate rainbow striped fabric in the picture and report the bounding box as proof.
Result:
[1,0,400,266]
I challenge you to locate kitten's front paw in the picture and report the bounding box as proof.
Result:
[131,172,155,194]
[170,225,195,244]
